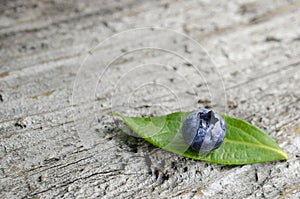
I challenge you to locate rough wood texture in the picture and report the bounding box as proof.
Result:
[1,0,300,198]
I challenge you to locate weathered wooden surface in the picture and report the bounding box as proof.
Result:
[1,0,300,198]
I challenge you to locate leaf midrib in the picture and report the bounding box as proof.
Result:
[224,138,288,159]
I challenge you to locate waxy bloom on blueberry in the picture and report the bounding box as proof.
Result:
[181,109,226,152]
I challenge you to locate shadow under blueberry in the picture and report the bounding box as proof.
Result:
[103,124,156,154]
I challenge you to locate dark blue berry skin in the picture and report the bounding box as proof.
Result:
[181,109,226,152]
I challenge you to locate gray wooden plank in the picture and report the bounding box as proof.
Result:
[1,0,300,198]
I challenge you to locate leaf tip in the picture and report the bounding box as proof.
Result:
[282,150,288,160]
[276,148,288,161]
[110,112,120,117]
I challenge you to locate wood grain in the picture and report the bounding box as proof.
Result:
[1,0,300,198]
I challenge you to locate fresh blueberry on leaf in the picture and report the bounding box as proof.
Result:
[181,109,226,152]
[112,110,287,165]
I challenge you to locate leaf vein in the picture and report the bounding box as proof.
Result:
[224,138,287,159]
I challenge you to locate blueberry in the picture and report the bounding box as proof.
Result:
[181,109,226,152]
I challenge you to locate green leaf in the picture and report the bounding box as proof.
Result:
[112,112,288,165]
